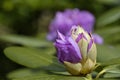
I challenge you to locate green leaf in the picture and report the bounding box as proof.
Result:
[104,73,120,78]
[96,7,120,27]
[95,26,120,43]
[102,57,120,66]
[37,45,56,55]
[12,75,86,80]
[96,26,120,37]
[96,64,120,78]
[99,78,120,80]
[97,45,120,66]
[97,45,120,63]
[116,45,120,52]
[103,65,120,74]
[0,34,51,47]
[7,68,57,79]
[4,46,63,68]
[7,68,44,79]
[7,68,70,79]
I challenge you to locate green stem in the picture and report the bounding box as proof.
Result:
[95,70,106,79]
[94,63,101,70]
[84,74,93,80]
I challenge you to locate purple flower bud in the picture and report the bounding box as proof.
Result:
[47,8,95,41]
[54,26,97,75]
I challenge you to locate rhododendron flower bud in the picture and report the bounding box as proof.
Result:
[54,25,97,75]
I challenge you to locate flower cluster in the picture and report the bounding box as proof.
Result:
[47,9,103,44]
[54,26,97,75]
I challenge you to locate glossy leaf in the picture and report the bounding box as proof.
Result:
[96,26,120,37]
[0,34,51,47]
[7,68,45,79]
[104,73,120,78]
[103,65,120,73]
[37,45,56,55]
[97,45,120,63]
[96,65,120,78]
[7,68,68,79]
[7,68,70,79]
[99,78,120,80]
[96,7,120,27]
[4,46,63,68]
[102,57,120,66]
[95,26,120,43]
[12,75,86,80]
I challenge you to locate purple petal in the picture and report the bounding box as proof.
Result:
[92,34,103,44]
[56,39,66,44]
[87,38,93,52]
[75,32,88,43]
[57,31,65,41]
[47,32,57,41]
[68,37,82,59]
[75,33,83,43]
[54,36,81,63]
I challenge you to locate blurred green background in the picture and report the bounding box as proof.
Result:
[0,0,120,80]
